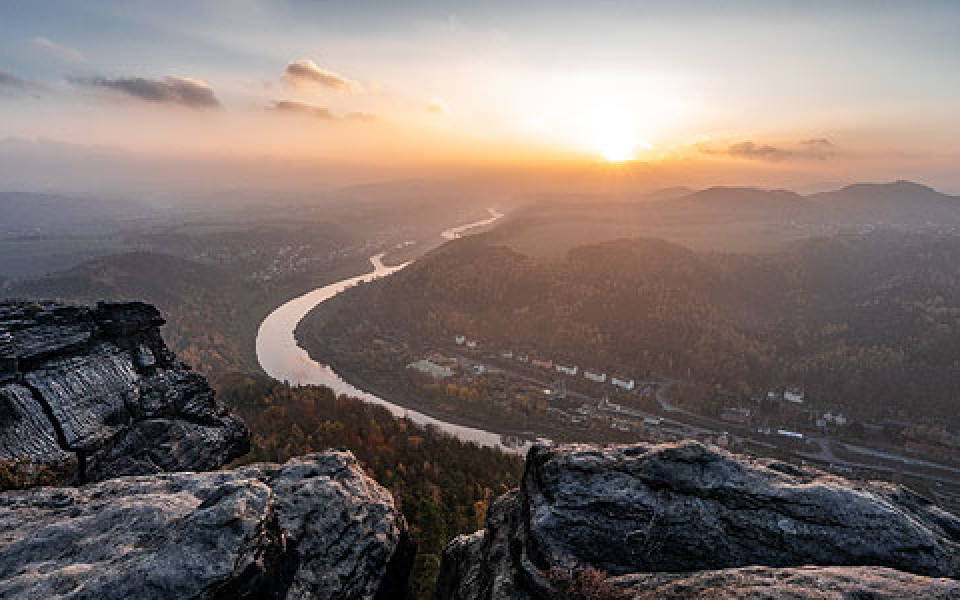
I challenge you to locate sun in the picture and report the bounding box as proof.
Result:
[598,138,638,162]
[592,129,651,163]
[514,71,672,163]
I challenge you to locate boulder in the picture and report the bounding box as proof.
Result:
[0,300,249,484]
[437,441,960,599]
[0,450,414,599]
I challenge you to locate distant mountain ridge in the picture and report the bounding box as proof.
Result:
[655,180,960,225]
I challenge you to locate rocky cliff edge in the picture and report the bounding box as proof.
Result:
[0,300,249,484]
[437,441,960,599]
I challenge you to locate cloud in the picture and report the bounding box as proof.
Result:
[67,75,220,108]
[425,96,449,114]
[268,100,377,122]
[286,59,354,91]
[699,138,836,162]
[269,100,334,119]
[31,36,84,62]
[0,71,42,96]
[0,71,29,90]
[800,138,833,150]
[727,141,793,161]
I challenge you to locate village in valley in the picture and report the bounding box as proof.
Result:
[400,333,960,515]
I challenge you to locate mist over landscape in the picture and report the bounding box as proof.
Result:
[3,2,960,599]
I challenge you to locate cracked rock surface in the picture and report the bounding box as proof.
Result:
[436,441,960,599]
[0,300,249,483]
[0,450,414,600]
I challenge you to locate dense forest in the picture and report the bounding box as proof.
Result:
[217,374,524,599]
[299,230,960,427]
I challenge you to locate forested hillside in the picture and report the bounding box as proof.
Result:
[299,230,960,426]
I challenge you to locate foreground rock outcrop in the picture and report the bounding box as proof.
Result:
[437,441,960,599]
[0,300,249,483]
[0,450,414,599]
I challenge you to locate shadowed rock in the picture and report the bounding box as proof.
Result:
[437,441,960,599]
[0,450,414,599]
[0,300,249,483]
[619,566,960,599]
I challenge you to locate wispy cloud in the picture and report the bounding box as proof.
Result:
[67,75,220,108]
[0,71,42,96]
[270,100,334,118]
[0,72,29,90]
[727,141,793,161]
[268,100,377,122]
[30,36,85,62]
[285,59,355,91]
[699,138,836,162]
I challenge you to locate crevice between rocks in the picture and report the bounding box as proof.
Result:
[202,492,301,600]
[20,378,86,484]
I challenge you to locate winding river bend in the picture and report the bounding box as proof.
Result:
[255,208,528,453]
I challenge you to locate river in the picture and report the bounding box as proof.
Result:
[255,208,530,454]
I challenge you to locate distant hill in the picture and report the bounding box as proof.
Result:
[486,180,960,258]
[657,180,960,226]
[6,252,253,375]
[656,186,808,217]
[809,180,960,225]
[0,191,151,238]
[7,251,230,305]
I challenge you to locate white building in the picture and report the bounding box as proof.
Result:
[454,335,466,345]
[823,412,848,426]
[611,377,635,391]
[406,359,454,379]
[776,429,804,439]
[784,388,805,404]
[584,371,607,383]
[555,364,579,376]
[466,340,478,349]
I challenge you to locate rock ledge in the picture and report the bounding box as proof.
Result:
[0,450,414,599]
[0,300,249,483]
[437,441,960,599]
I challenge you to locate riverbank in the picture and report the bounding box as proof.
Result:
[255,210,528,453]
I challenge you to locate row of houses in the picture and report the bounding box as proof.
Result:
[454,334,637,392]
[766,388,806,404]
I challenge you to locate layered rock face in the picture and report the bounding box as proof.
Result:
[437,441,960,599]
[0,450,414,599]
[0,300,249,483]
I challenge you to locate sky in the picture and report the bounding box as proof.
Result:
[1,0,959,193]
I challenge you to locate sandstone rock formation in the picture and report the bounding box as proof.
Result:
[0,450,414,599]
[0,300,249,483]
[437,441,960,599]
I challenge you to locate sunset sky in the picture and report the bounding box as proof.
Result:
[1,1,959,191]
